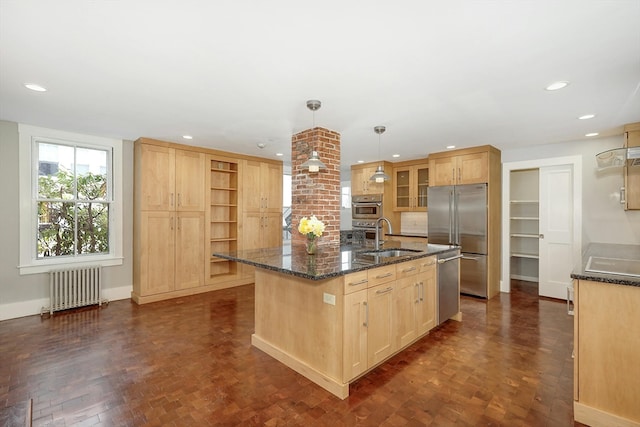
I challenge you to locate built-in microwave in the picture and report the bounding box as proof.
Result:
[351,194,383,220]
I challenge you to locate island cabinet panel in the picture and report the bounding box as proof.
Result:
[343,289,368,382]
[252,255,444,399]
[574,279,640,426]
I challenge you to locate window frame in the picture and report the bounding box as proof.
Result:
[19,124,123,274]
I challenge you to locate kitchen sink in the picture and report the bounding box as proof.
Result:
[358,248,423,258]
[585,256,640,277]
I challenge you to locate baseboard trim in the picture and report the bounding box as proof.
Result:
[0,285,132,321]
[574,401,640,427]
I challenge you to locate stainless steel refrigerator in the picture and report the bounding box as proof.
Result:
[428,184,488,298]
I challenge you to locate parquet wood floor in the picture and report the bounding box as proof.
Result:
[1,280,586,426]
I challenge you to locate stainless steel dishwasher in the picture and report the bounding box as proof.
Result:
[437,248,462,325]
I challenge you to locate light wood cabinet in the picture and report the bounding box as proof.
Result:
[242,159,283,249]
[342,257,437,383]
[624,122,640,210]
[573,279,640,426]
[134,139,279,304]
[393,163,429,211]
[351,164,386,195]
[429,151,488,186]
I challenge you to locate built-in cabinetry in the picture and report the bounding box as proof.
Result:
[509,169,539,282]
[573,279,640,426]
[350,163,387,195]
[428,145,502,299]
[133,138,282,304]
[253,255,441,398]
[133,142,206,302]
[429,150,488,186]
[624,122,640,210]
[207,156,240,284]
[392,161,429,211]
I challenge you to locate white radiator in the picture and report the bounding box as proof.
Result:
[42,266,108,315]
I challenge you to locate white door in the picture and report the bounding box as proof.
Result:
[539,165,574,299]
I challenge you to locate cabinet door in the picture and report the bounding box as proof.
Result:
[351,168,366,195]
[140,145,175,211]
[263,163,283,213]
[175,150,205,211]
[457,152,488,184]
[366,166,385,194]
[416,265,436,335]
[343,289,368,382]
[262,212,283,248]
[415,165,429,210]
[395,276,418,348]
[393,166,412,210]
[139,211,175,295]
[429,157,456,186]
[242,160,263,212]
[367,283,395,366]
[241,212,263,250]
[175,212,205,290]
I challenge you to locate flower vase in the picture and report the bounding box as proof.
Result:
[306,238,318,255]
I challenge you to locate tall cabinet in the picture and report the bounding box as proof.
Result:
[133,138,282,304]
[133,141,206,302]
[428,145,502,298]
[624,122,640,210]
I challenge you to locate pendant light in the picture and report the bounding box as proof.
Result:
[370,125,390,183]
[301,99,328,173]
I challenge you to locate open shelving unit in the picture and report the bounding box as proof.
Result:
[509,168,540,282]
[207,157,239,283]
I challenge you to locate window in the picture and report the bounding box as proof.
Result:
[19,124,123,274]
[341,185,351,209]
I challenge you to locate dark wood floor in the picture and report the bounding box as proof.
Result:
[0,280,585,426]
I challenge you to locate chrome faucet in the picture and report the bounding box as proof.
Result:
[375,217,393,250]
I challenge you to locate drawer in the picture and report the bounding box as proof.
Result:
[418,256,436,273]
[396,259,421,279]
[367,265,396,287]
[343,270,369,295]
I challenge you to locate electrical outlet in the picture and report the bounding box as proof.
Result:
[323,292,336,306]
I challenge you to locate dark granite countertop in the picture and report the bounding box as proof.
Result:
[571,243,640,287]
[213,240,459,281]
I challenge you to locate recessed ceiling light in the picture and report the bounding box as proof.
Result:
[182,135,193,140]
[276,153,283,157]
[24,83,47,92]
[446,145,456,150]
[578,114,595,120]
[392,154,400,158]
[585,132,599,137]
[357,160,364,163]
[545,81,569,91]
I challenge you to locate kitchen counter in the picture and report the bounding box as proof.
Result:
[570,243,640,287]
[212,240,456,280]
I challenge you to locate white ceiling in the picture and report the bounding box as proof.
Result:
[1,1,639,174]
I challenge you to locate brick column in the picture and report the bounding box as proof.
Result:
[291,127,341,246]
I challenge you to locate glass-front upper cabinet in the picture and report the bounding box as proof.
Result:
[393,163,429,212]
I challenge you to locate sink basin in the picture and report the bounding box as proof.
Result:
[358,248,423,258]
[585,256,640,277]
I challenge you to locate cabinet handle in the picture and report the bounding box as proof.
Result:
[415,283,420,303]
[363,301,368,327]
[349,279,368,287]
[376,286,393,294]
[620,187,626,205]
[421,260,435,267]
[178,193,181,207]
[170,216,174,230]
[402,266,416,273]
[375,272,393,279]
[170,193,174,207]
[420,281,424,302]
[567,285,574,316]
[177,217,181,230]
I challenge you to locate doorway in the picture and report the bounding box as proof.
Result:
[501,156,583,299]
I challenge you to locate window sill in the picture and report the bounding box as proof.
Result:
[18,257,124,275]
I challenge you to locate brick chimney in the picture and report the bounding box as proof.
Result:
[291,127,341,246]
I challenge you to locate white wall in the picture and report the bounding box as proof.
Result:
[502,135,640,247]
[0,120,134,320]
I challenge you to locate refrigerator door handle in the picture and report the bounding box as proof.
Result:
[448,190,454,243]
[454,189,460,244]
[461,255,481,261]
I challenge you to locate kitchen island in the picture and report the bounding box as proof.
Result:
[213,241,460,398]
[570,244,640,427]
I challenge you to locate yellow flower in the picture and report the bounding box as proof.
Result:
[298,215,325,239]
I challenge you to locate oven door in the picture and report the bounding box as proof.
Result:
[352,202,382,219]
